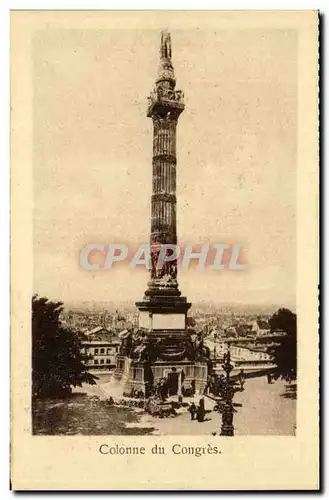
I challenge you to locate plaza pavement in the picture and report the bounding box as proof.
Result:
[125,376,296,436]
[77,373,296,436]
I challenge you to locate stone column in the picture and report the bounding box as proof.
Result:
[150,116,178,286]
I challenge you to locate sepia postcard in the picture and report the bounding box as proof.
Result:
[11,10,319,490]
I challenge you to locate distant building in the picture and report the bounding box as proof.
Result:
[211,339,275,377]
[81,326,120,371]
[230,344,272,362]
[251,319,271,337]
[235,324,253,337]
[224,325,237,337]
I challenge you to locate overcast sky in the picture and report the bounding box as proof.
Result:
[33,27,297,308]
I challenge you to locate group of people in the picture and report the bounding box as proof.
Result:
[188,398,206,422]
[187,370,248,424]
[206,369,247,396]
[155,369,275,425]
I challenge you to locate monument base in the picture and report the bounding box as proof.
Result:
[115,356,208,399]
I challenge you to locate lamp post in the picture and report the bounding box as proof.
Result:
[220,349,235,436]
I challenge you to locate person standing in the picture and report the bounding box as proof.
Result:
[238,369,246,390]
[218,374,225,396]
[159,378,167,401]
[204,374,211,395]
[188,402,197,421]
[197,398,206,422]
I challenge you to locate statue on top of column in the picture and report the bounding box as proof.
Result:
[156,30,176,91]
[160,30,172,60]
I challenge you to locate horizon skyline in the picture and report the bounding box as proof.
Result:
[33,293,296,314]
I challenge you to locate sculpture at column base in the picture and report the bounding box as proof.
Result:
[115,357,209,400]
[114,327,210,398]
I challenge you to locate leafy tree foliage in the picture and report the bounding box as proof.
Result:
[32,295,97,398]
[269,308,297,382]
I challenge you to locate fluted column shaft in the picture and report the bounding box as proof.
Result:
[151,117,177,246]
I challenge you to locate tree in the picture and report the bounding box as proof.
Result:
[269,308,297,382]
[32,295,97,398]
